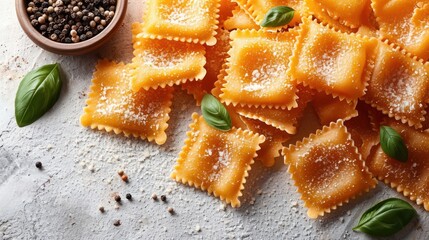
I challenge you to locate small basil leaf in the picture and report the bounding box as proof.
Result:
[380,126,408,162]
[353,198,417,237]
[260,6,295,28]
[201,94,232,131]
[15,63,62,127]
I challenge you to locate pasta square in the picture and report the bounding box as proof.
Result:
[362,41,429,128]
[344,102,380,160]
[140,0,220,46]
[312,92,358,126]
[242,117,291,167]
[372,0,429,60]
[234,0,305,28]
[305,0,369,28]
[131,34,206,91]
[171,113,265,207]
[80,60,173,145]
[219,0,237,25]
[220,29,299,109]
[283,120,377,218]
[182,29,230,105]
[235,85,314,134]
[288,18,377,101]
[366,121,429,211]
[224,6,260,30]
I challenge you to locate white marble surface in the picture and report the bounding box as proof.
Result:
[0,0,428,239]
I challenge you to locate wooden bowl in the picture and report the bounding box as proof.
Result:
[15,0,127,55]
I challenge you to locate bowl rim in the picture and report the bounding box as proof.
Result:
[15,0,127,55]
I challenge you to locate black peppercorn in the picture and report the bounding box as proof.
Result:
[65,37,72,43]
[35,161,42,169]
[160,195,167,202]
[31,19,39,26]
[79,34,86,41]
[96,25,103,31]
[114,195,121,202]
[126,193,132,200]
[113,220,121,227]
[85,31,93,39]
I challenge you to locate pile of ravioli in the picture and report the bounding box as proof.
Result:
[80,0,429,219]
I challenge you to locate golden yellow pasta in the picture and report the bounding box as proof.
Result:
[235,85,314,134]
[220,29,299,109]
[182,28,230,105]
[288,17,377,101]
[140,0,220,46]
[219,0,238,25]
[362,41,429,129]
[312,92,358,126]
[242,117,291,167]
[305,0,369,28]
[80,60,173,145]
[372,0,429,61]
[131,36,206,91]
[283,120,377,218]
[234,0,305,28]
[366,121,429,211]
[224,6,260,30]
[171,113,265,207]
[344,103,380,160]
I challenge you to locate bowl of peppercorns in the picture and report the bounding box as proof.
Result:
[16,0,127,55]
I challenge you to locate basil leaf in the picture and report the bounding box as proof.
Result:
[260,6,295,27]
[201,94,232,131]
[380,126,408,162]
[15,63,62,127]
[353,198,417,237]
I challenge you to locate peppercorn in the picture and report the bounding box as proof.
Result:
[160,195,167,202]
[126,193,132,200]
[114,195,121,202]
[35,161,42,169]
[27,0,117,43]
[167,207,174,215]
[151,193,158,201]
[113,220,121,226]
[121,175,128,182]
[99,206,105,213]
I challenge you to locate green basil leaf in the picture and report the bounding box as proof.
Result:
[201,94,232,131]
[380,126,408,162]
[15,63,62,127]
[353,198,417,237]
[260,6,295,27]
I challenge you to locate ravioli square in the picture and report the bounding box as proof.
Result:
[372,0,429,60]
[241,117,291,167]
[220,29,299,109]
[224,6,260,31]
[366,121,429,211]
[234,0,305,28]
[305,0,369,28]
[312,92,358,126]
[362,42,429,128]
[289,18,376,101]
[131,33,206,91]
[80,60,173,145]
[140,0,220,46]
[182,29,231,105]
[171,113,265,207]
[235,85,314,134]
[283,120,377,218]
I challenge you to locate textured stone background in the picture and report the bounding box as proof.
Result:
[1,0,428,239]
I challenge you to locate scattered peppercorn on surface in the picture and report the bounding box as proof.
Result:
[2,0,429,239]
